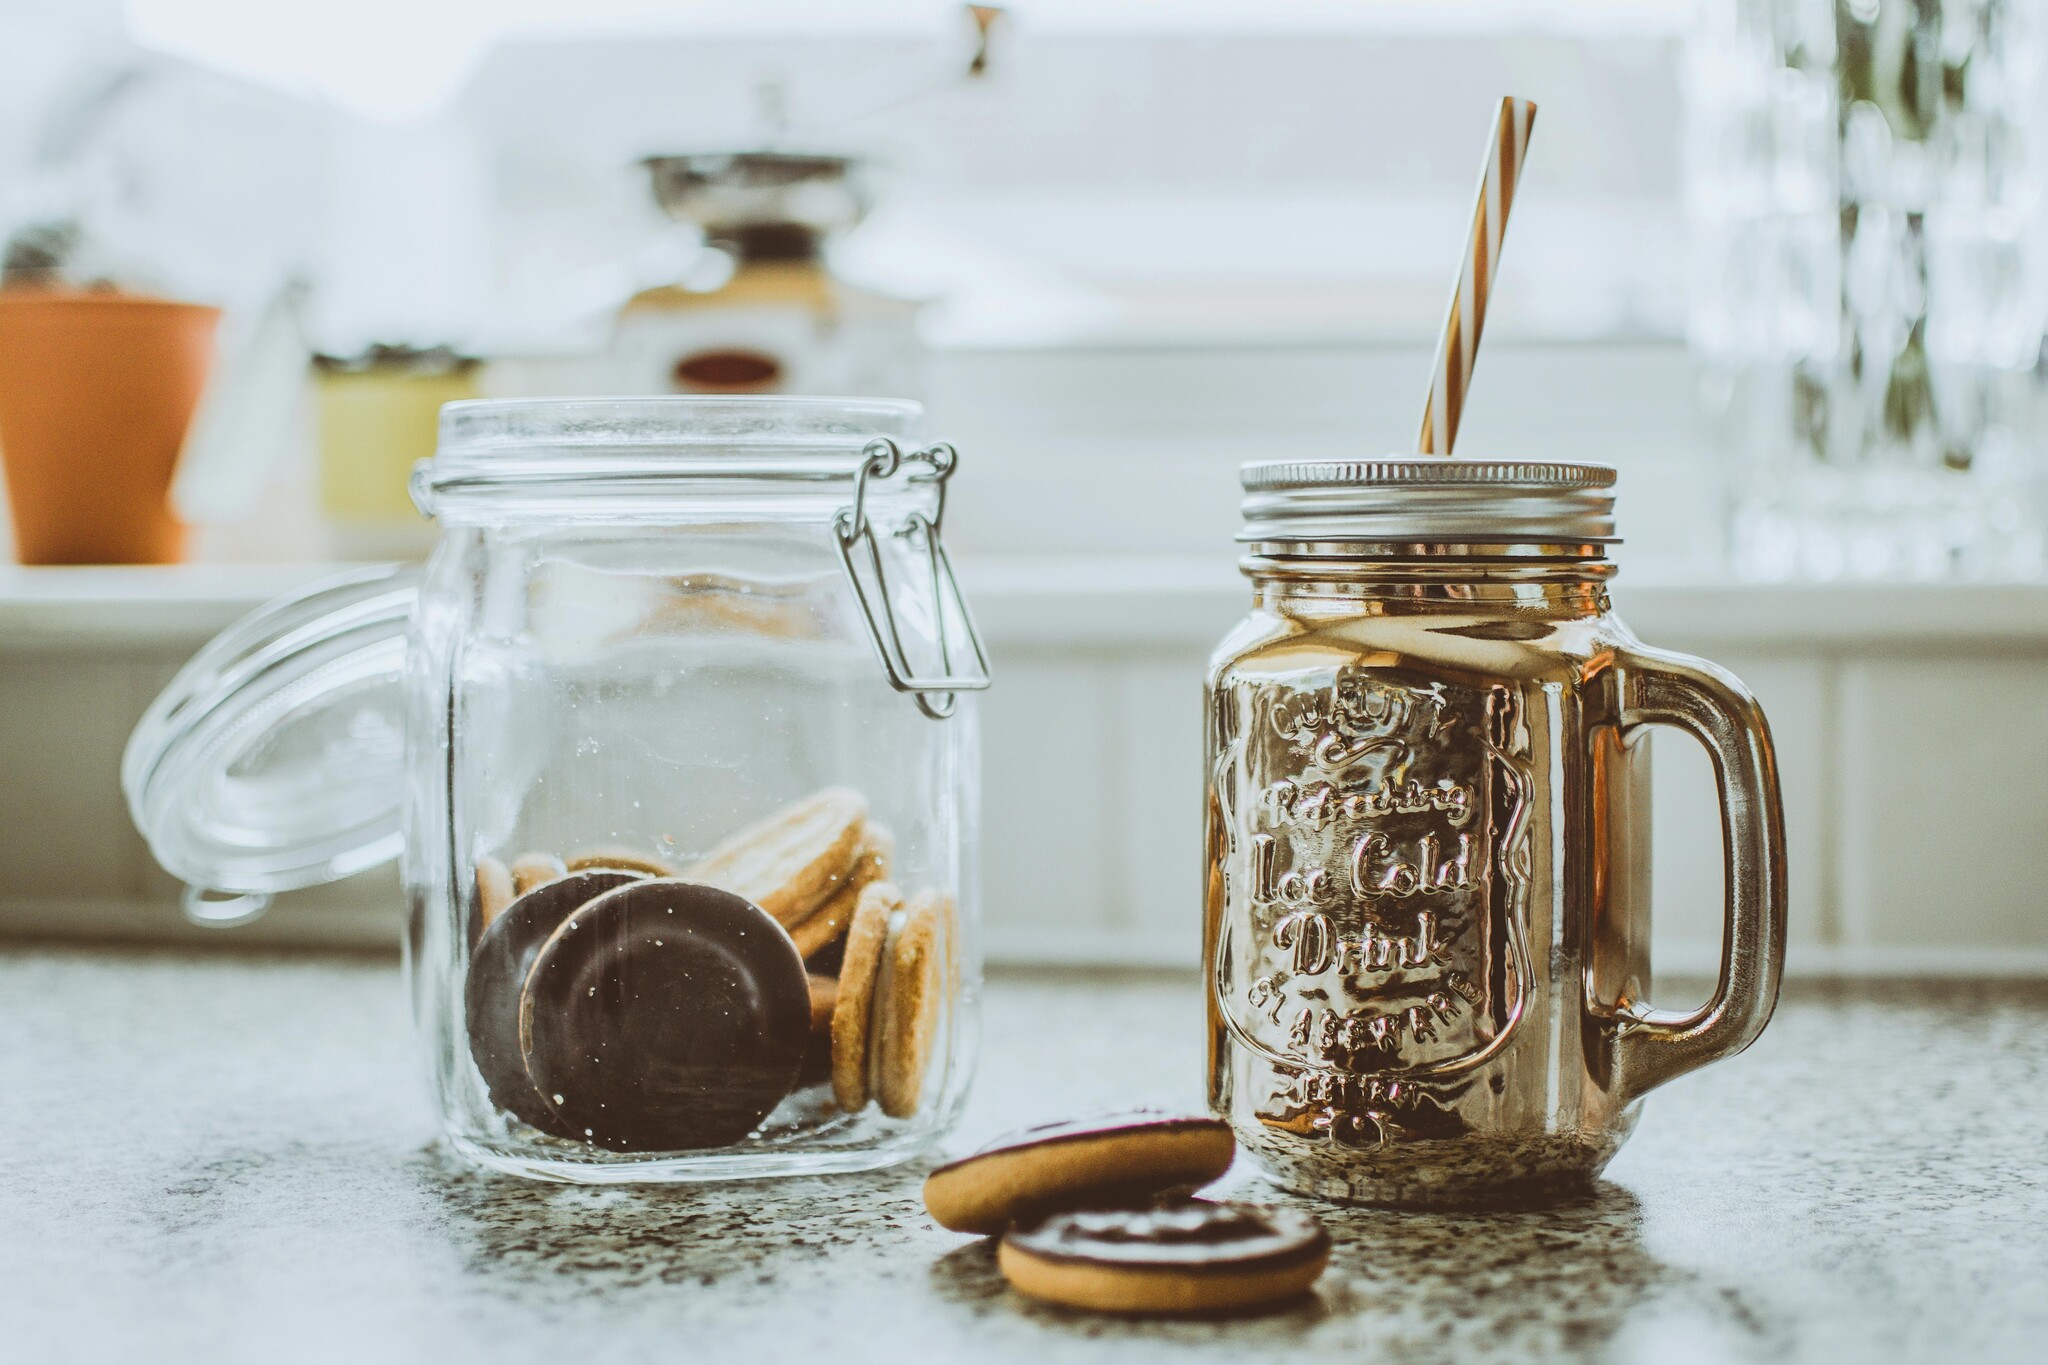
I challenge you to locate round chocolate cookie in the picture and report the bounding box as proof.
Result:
[924,1112,1235,1235]
[519,879,811,1152]
[465,869,644,1136]
[999,1201,1330,1315]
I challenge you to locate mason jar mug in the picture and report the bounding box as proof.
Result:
[1204,459,1787,1205]
[128,397,988,1182]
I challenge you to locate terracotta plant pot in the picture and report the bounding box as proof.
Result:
[0,292,220,565]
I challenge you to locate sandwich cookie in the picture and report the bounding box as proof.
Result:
[688,787,867,926]
[789,827,893,960]
[520,879,810,1151]
[807,973,839,1032]
[509,851,568,896]
[465,868,645,1135]
[876,889,951,1118]
[475,856,515,928]
[829,883,957,1117]
[564,847,679,878]
[998,1201,1330,1315]
[799,974,838,1084]
[828,882,899,1113]
[923,1112,1236,1235]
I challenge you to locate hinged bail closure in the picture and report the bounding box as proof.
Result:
[833,438,992,720]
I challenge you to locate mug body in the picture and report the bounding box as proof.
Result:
[1205,458,1784,1206]
[1207,590,1650,1204]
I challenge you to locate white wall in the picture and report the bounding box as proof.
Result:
[458,22,1691,350]
[4,341,2046,974]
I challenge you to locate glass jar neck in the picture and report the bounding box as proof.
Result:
[1243,540,1616,615]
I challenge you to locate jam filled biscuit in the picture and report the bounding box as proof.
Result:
[875,889,952,1119]
[509,851,568,896]
[465,869,643,1136]
[923,1113,1236,1235]
[476,856,515,928]
[688,788,867,927]
[828,881,900,1112]
[519,879,810,1151]
[998,1201,1330,1315]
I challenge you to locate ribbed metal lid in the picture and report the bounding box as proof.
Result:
[1239,458,1617,544]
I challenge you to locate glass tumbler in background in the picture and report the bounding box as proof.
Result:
[1685,0,2045,578]
[127,397,989,1182]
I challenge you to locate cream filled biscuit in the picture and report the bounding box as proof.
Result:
[509,851,568,896]
[875,890,950,1119]
[807,973,839,1033]
[688,788,867,927]
[799,974,839,1087]
[788,829,891,959]
[829,881,900,1112]
[475,856,515,928]
[563,847,678,878]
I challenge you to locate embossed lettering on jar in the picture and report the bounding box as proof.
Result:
[1204,459,1787,1206]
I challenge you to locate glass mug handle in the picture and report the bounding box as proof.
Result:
[1607,645,1789,1107]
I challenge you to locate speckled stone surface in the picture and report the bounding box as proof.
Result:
[3,948,2044,1364]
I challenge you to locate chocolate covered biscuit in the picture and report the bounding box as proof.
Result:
[520,879,810,1151]
[466,869,644,1135]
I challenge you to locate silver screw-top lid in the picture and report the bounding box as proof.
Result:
[1239,458,1617,544]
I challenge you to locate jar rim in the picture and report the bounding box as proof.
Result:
[1238,456,1618,546]
[421,396,927,509]
[438,395,921,457]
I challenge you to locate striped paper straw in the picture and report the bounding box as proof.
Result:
[1418,96,1537,456]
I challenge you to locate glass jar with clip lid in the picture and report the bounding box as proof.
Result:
[127,396,990,1181]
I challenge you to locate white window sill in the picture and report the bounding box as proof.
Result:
[8,558,2048,651]
[3,559,2047,975]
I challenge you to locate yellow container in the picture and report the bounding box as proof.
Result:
[315,350,478,558]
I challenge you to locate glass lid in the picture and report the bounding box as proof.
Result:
[124,564,420,916]
[422,396,922,492]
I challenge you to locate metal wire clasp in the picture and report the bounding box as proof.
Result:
[833,438,991,720]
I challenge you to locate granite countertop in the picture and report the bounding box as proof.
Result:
[3,947,2044,1364]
